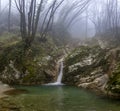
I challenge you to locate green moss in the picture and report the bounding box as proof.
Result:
[0,35,60,84]
[0,32,21,48]
[63,45,109,85]
[65,46,90,66]
[107,63,120,93]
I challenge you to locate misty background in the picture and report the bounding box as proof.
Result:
[0,0,120,42]
[0,0,98,39]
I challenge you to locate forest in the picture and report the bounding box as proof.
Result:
[0,0,120,111]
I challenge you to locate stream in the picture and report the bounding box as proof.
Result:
[2,59,120,111]
[7,85,120,111]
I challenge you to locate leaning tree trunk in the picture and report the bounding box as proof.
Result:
[8,0,12,32]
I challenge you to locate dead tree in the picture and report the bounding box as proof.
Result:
[40,0,65,40]
[0,0,1,13]
[58,0,91,29]
[90,0,120,40]
[14,0,44,47]
[14,0,65,47]
[8,0,12,32]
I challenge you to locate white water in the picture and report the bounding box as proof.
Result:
[44,60,64,86]
[56,61,63,83]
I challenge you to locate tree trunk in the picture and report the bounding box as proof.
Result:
[8,0,11,32]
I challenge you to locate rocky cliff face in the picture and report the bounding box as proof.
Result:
[63,45,120,98]
[0,37,64,85]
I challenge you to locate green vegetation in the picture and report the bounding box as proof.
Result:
[0,34,63,85]
[63,45,109,85]
[107,63,120,93]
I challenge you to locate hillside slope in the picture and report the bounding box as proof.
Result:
[0,35,65,85]
[63,45,120,98]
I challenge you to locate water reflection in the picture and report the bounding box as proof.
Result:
[54,86,64,111]
[8,86,120,111]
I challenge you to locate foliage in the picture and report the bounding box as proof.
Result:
[107,63,120,93]
[63,45,109,85]
[0,35,61,85]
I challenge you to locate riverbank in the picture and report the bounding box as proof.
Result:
[63,45,120,98]
[2,85,120,111]
[0,82,13,98]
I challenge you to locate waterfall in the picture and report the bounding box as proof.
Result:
[56,61,63,84]
[44,60,64,86]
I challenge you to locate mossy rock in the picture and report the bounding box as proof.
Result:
[0,37,61,85]
[63,45,109,85]
[0,98,20,111]
[107,63,120,93]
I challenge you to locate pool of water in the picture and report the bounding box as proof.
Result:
[8,85,120,111]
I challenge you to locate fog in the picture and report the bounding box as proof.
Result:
[0,0,96,38]
[0,0,120,40]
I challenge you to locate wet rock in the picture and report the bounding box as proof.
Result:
[4,89,29,96]
[0,98,20,111]
[63,45,120,97]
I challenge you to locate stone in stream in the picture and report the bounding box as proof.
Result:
[0,98,20,111]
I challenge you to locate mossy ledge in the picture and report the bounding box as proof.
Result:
[0,37,64,85]
[63,45,120,98]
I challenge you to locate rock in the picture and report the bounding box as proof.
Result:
[63,45,120,97]
[78,83,90,88]
[0,82,14,98]
[0,98,20,111]
[78,74,109,92]
[0,38,63,85]
[94,74,109,87]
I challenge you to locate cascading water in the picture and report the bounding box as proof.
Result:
[44,60,64,86]
[56,61,63,84]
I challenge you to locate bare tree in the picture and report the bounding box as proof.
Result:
[8,0,12,32]
[39,0,65,40]
[14,0,44,47]
[58,0,91,29]
[90,2,104,36]
[0,0,1,13]
[14,0,65,48]
[50,0,91,43]
[90,0,120,40]
[85,8,88,39]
